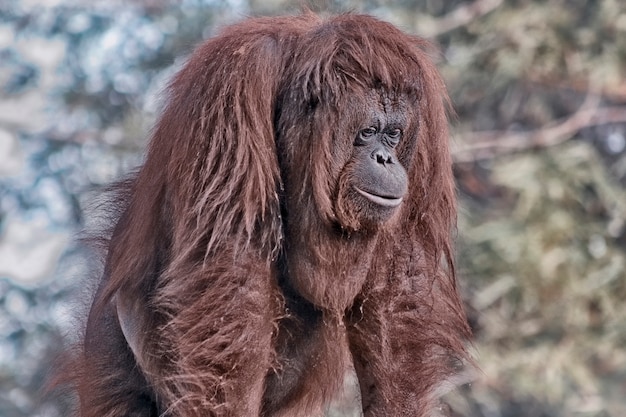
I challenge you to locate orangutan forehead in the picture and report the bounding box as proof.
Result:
[340,90,411,123]
[376,91,410,112]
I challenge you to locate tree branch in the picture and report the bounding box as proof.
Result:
[415,0,504,38]
[453,100,626,163]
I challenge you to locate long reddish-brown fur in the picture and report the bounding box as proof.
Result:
[71,13,471,417]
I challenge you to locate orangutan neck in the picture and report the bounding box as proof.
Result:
[283,223,378,314]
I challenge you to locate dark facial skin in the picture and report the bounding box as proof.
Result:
[352,121,408,204]
[335,93,411,230]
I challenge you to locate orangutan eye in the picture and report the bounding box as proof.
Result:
[355,127,377,146]
[360,127,377,138]
[387,128,401,139]
[385,128,402,146]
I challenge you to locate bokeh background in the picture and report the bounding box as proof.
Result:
[1,0,625,416]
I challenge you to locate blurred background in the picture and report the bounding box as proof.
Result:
[1,0,625,416]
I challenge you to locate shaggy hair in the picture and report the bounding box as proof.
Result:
[71,13,471,417]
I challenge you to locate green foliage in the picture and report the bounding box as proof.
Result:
[432,1,626,414]
[456,142,626,415]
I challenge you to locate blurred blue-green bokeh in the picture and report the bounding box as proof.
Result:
[1,1,625,416]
